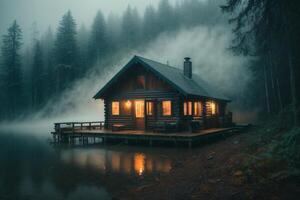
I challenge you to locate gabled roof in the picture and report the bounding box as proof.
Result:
[93,55,230,101]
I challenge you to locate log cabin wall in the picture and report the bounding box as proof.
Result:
[101,62,229,130]
[103,63,181,130]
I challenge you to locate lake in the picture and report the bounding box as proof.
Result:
[0,131,191,200]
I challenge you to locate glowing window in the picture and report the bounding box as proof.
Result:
[184,101,192,116]
[194,101,202,116]
[146,101,153,116]
[136,75,146,89]
[135,100,144,118]
[162,100,172,116]
[112,101,119,115]
[211,101,216,115]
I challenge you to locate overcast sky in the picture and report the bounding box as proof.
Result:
[0,0,184,43]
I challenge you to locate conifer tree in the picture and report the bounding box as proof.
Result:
[54,11,78,91]
[31,41,44,109]
[89,10,107,66]
[1,20,23,117]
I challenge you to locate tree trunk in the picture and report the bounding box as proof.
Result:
[268,51,282,112]
[287,50,297,126]
[276,76,283,111]
[283,10,297,126]
[264,63,271,114]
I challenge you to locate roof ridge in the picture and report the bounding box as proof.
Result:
[135,55,182,72]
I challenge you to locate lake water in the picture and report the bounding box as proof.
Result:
[0,131,190,200]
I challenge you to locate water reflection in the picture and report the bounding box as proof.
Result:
[60,148,172,176]
[0,132,176,200]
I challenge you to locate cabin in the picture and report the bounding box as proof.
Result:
[93,56,232,133]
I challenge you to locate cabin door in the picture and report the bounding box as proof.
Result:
[135,100,145,130]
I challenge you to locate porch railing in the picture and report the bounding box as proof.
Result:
[54,121,105,133]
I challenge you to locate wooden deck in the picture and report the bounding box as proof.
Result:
[52,121,247,148]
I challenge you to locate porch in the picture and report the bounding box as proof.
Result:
[52,121,246,148]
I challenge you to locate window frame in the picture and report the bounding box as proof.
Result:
[183,101,193,116]
[146,101,154,116]
[162,100,172,116]
[194,101,202,117]
[111,101,120,116]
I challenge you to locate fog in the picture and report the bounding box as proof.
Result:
[0,0,254,134]
[1,25,251,133]
[0,0,182,43]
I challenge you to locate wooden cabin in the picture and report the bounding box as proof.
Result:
[93,56,232,132]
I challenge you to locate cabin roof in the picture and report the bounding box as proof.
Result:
[93,55,230,101]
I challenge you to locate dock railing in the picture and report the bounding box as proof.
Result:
[54,121,105,134]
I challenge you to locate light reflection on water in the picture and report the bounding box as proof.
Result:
[60,148,172,176]
[0,132,178,200]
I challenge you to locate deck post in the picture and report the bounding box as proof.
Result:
[72,123,75,134]
[149,140,153,147]
[188,140,192,148]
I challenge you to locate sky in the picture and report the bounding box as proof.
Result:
[0,0,181,42]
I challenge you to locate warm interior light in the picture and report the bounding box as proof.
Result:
[134,153,145,176]
[162,100,172,116]
[146,101,153,115]
[125,100,131,108]
[112,101,119,115]
[194,101,202,116]
[211,101,216,115]
[135,100,145,118]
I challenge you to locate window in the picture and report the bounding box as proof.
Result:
[135,100,144,118]
[206,101,217,115]
[194,101,202,116]
[146,101,153,116]
[136,75,146,89]
[122,100,132,115]
[162,100,172,116]
[112,101,119,115]
[211,101,216,115]
[184,101,192,116]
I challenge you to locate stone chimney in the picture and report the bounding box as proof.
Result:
[183,57,192,79]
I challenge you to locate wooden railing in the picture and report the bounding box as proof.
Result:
[54,121,105,133]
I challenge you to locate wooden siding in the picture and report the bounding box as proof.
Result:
[102,62,229,130]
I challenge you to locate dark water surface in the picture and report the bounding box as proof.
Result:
[0,131,190,200]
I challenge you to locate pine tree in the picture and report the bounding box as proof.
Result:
[41,26,55,97]
[54,10,78,91]
[222,0,300,125]
[121,6,141,49]
[106,13,121,53]
[31,41,44,110]
[157,0,176,32]
[1,20,23,117]
[78,23,89,72]
[143,5,158,42]
[89,10,107,67]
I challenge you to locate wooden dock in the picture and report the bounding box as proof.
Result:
[52,121,247,148]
